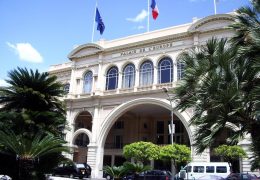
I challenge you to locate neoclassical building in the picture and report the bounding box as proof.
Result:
[49,13,255,178]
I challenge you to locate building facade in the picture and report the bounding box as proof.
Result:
[49,14,254,178]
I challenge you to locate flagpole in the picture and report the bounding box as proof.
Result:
[147,0,150,32]
[214,0,217,15]
[92,1,98,42]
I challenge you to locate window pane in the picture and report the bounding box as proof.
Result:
[106,67,118,90]
[193,166,204,173]
[177,60,185,80]
[216,166,227,173]
[206,166,215,173]
[158,58,173,83]
[84,71,93,93]
[123,64,135,88]
[140,61,153,86]
[64,84,70,93]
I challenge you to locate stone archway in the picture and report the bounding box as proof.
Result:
[99,97,193,148]
[92,97,195,177]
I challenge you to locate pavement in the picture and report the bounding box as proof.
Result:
[47,176,104,180]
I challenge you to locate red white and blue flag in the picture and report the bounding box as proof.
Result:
[150,0,159,20]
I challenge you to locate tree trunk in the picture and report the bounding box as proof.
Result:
[250,122,260,169]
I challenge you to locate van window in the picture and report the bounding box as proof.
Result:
[185,166,192,172]
[193,166,204,173]
[216,166,227,173]
[206,166,214,173]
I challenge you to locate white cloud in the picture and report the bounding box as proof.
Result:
[126,9,148,23]
[6,42,43,63]
[0,79,8,87]
[137,26,145,30]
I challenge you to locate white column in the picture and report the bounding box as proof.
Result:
[134,69,139,91]
[153,66,158,89]
[96,60,104,93]
[118,71,122,91]
[173,62,178,82]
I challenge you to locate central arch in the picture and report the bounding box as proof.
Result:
[98,97,194,149]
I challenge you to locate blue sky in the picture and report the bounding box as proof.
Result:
[0,0,250,86]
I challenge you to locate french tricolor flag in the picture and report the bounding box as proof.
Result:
[150,0,159,20]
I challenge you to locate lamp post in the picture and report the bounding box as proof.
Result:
[162,87,174,145]
[162,87,176,178]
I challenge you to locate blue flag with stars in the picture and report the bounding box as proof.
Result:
[95,8,105,35]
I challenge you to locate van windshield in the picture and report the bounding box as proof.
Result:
[183,166,192,172]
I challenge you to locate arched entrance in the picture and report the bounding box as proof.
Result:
[98,98,193,172]
[73,111,92,163]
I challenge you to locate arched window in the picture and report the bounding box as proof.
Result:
[140,60,153,86]
[158,57,173,83]
[106,66,118,90]
[64,83,70,94]
[177,60,185,80]
[84,71,93,93]
[122,64,135,88]
[75,133,89,147]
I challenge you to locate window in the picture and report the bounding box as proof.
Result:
[206,166,215,173]
[114,121,124,129]
[64,83,70,93]
[158,58,173,83]
[75,134,89,147]
[177,60,185,80]
[122,64,135,88]
[193,166,204,173]
[114,135,123,149]
[106,66,118,90]
[186,166,192,173]
[216,166,227,173]
[140,61,153,86]
[157,121,164,133]
[84,71,93,93]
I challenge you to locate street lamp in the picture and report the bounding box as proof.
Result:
[162,87,174,145]
[162,87,176,178]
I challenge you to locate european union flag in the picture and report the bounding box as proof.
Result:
[95,8,105,35]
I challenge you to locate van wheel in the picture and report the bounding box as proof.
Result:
[69,174,74,178]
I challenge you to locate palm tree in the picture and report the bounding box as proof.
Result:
[229,0,260,169]
[123,162,151,178]
[0,67,65,113]
[0,130,70,179]
[0,67,67,137]
[103,165,127,180]
[174,37,259,158]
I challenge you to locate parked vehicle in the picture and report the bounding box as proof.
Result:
[225,173,259,180]
[52,162,91,179]
[132,170,172,180]
[0,175,11,180]
[176,162,230,180]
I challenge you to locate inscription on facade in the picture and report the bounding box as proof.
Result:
[120,42,174,56]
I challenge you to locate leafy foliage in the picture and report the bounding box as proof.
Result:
[123,141,160,163]
[229,0,260,170]
[174,38,246,152]
[159,144,191,164]
[0,67,65,112]
[0,130,70,179]
[122,162,151,174]
[103,165,127,179]
[214,145,247,163]
[0,67,68,179]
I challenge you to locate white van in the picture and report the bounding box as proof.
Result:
[177,162,230,180]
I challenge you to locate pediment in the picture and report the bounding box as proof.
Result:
[188,14,234,33]
[68,43,104,60]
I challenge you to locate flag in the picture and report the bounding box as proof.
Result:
[95,8,105,35]
[150,0,159,20]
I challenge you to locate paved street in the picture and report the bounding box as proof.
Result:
[47,176,103,180]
